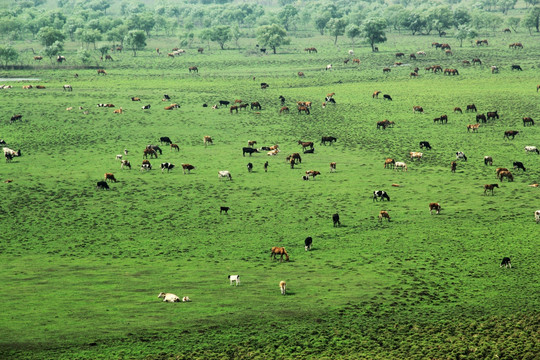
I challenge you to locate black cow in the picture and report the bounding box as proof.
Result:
[0,139,6,145]
[321,136,337,145]
[303,148,315,154]
[487,111,499,120]
[476,114,487,123]
[511,65,522,71]
[96,181,110,190]
[513,161,526,171]
[500,257,511,268]
[260,82,269,89]
[304,237,313,251]
[332,213,341,227]
[220,206,230,214]
[419,141,432,150]
[160,137,172,145]
[160,162,175,172]
[279,95,286,105]
[373,190,390,202]
[242,147,259,156]
[247,163,253,172]
[260,146,271,151]
[219,100,230,107]
[383,94,392,101]
[142,104,151,110]
[10,114,22,123]
[260,48,266,53]
[164,94,171,100]
[202,103,208,107]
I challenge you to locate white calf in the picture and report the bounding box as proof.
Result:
[394,162,407,171]
[535,210,540,223]
[116,154,122,160]
[280,281,287,295]
[182,296,191,302]
[218,170,232,180]
[228,275,240,286]
[524,146,539,154]
[158,292,180,302]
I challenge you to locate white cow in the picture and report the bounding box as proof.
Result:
[228,275,240,286]
[326,64,332,71]
[524,146,539,154]
[348,49,354,55]
[218,170,232,180]
[158,292,180,302]
[394,162,407,171]
[535,210,540,223]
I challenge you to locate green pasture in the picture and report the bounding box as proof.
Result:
[1,34,539,359]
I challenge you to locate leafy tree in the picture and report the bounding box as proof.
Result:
[63,17,85,41]
[88,0,110,14]
[44,40,63,62]
[385,5,409,32]
[278,5,298,31]
[80,29,102,49]
[427,6,453,36]
[453,8,472,29]
[326,18,347,45]
[0,46,19,67]
[524,0,540,7]
[38,26,65,47]
[77,47,92,64]
[256,23,290,54]
[99,45,109,57]
[524,6,540,32]
[210,25,231,50]
[403,12,427,35]
[107,24,128,47]
[455,26,477,47]
[314,13,331,35]
[488,13,504,32]
[345,24,361,48]
[124,29,146,56]
[231,24,242,48]
[498,0,517,14]
[362,18,387,52]
[506,17,520,32]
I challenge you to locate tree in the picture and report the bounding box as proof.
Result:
[77,47,92,64]
[506,17,520,32]
[231,24,242,48]
[210,25,231,50]
[455,26,477,47]
[497,0,518,14]
[314,13,330,35]
[427,5,453,36]
[453,8,472,29]
[345,24,361,48]
[0,46,19,67]
[403,12,427,35]
[278,5,298,31]
[107,24,128,47]
[256,23,290,54]
[99,45,110,57]
[524,6,540,32]
[326,18,347,45]
[362,18,387,52]
[38,26,65,47]
[124,29,146,56]
[80,29,102,49]
[44,41,63,62]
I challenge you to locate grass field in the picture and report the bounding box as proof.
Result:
[1,33,539,359]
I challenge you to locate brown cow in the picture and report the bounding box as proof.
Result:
[97,69,107,75]
[104,173,117,182]
[484,184,499,195]
[429,202,441,215]
[378,211,391,222]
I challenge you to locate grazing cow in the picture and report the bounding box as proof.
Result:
[413,106,423,113]
[63,84,72,92]
[97,69,107,75]
[279,106,289,114]
[498,170,513,182]
[504,130,519,140]
[230,105,239,113]
[496,168,509,178]
[3,148,21,159]
[34,56,43,61]
[181,164,195,174]
[280,281,287,295]
[395,52,405,58]
[535,210,540,223]
[120,160,131,170]
[524,146,539,154]
[384,158,395,169]
[523,117,534,126]
[104,173,117,182]
[513,161,526,171]
[170,144,179,151]
[511,64,522,71]
[286,153,302,165]
[500,257,511,268]
[160,162,175,173]
[305,170,320,179]
[221,207,230,215]
[251,102,262,110]
[326,64,332,71]
[377,119,395,130]
[466,104,477,112]
[378,211,391,222]
[219,100,230,107]
[271,247,289,262]
[410,152,423,160]
[160,137,172,145]
[487,111,499,120]
[57,55,66,62]
[298,71,304,77]
[304,237,313,251]
[373,190,390,202]
[321,136,337,145]
[297,106,310,114]
[476,114,487,123]
[142,104,151,110]
[484,156,493,166]
[140,160,152,171]
[218,170,232,180]
[158,292,180,303]
[243,147,259,156]
[203,136,213,146]
[491,66,499,74]
[188,66,198,73]
[462,60,470,65]
[116,154,123,160]
[395,162,407,171]
[429,202,441,214]
[383,68,391,74]
[410,72,418,78]
[373,90,382,99]
[35,85,46,89]
[96,180,109,190]
[484,184,499,195]
[143,148,158,159]
[453,107,462,114]
[10,114,22,123]
[451,161,457,173]
[352,58,360,64]
[227,275,240,285]
[467,124,480,132]
[456,152,467,161]
[419,141,431,150]
[260,83,269,89]
[332,213,341,227]
[417,51,426,56]
[330,162,336,173]
[383,94,392,101]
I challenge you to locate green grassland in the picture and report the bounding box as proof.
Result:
[1,33,539,359]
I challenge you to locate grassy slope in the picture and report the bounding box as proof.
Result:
[1,33,539,359]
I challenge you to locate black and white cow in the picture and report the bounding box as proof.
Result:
[242,147,259,156]
[419,141,432,150]
[500,257,511,268]
[304,237,313,251]
[513,161,526,171]
[456,152,468,161]
[247,163,253,172]
[142,104,151,110]
[160,162,175,172]
[373,190,390,202]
